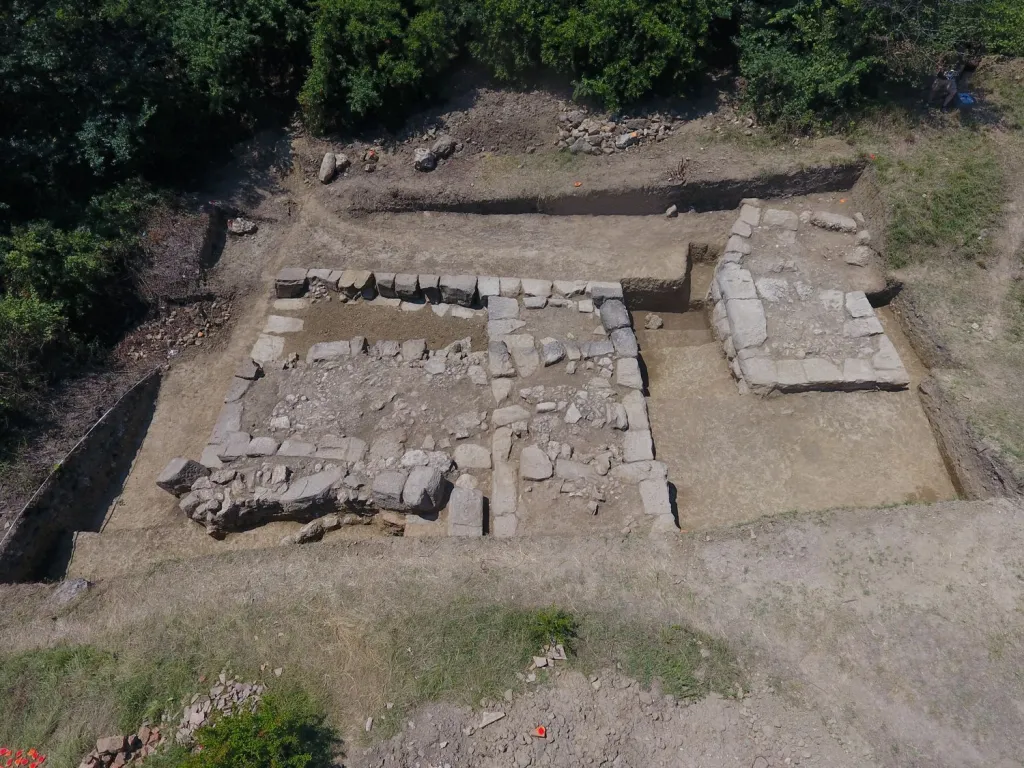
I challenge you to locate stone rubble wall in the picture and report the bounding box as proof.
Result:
[709,201,910,395]
[156,270,677,540]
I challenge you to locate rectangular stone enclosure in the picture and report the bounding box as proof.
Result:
[156,269,675,541]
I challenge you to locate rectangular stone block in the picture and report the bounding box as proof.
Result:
[419,274,442,303]
[491,460,518,519]
[761,208,799,230]
[587,281,624,307]
[725,235,752,255]
[717,266,757,301]
[439,275,477,306]
[775,359,807,389]
[739,204,761,226]
[639,478,672,517]
[338,270,375,298]
[395,274,420,300]
[872,335,903,370]
[478,276,501,303]
[307,340,350,363]
[275,268,307,298]
[725,299,767,350]
[739,355,776,388]
[844,291,873,318]
[521,279,553,297]
[843,317,883,338]
[802,358,843,386]
[622,390,649,431]
[623,429,654,463]
[376,272,397,298]
[447,487,484,537]
[263,315,303,334]
[730,219,753,238]
[843,358,875,385]
[616,358,643,389]
[499,277,522,297]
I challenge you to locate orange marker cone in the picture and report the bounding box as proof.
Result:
[532,726,547,738]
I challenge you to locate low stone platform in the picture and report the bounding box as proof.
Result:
[709,201,910,394]
[156,270,675,541]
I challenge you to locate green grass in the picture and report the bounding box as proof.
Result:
[873,133,1006,269]
[0,600,741,761]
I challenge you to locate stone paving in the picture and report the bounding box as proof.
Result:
[155,270,675,540]
[709,200,910,394]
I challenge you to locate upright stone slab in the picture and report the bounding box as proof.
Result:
[395,274,420,301]
[440,275,477,306]
[376,272,397,298]
[447,487,484,537]
[275,268,308,298]
[419,274,442,303]
[588,281,624,307]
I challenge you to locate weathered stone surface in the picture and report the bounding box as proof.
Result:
[499,277,522,297]
[599,299,630,331]
[488,319,527,337]
[275,268,307,298]
[578,299,595,313]
[588,281,624,306]
[845,246,874,266]
[492,427,513,463]
[414,148,437,171]
[554,280,585,296]
[610,460,667,484]
[844,316,884,337]
[216,431,252,460]
[845,291,874,318]
[555,459,595,480]
[246,436,279,456]
[315,435,367,463]
[454,443,492,470]
[376,272,397,298]
[96,736,127,755]
[581,340,615,359]
[739,355,776,388]
[448,487,484,537]
[621,390,649,431]
[520,446,553,480]
[639,478,672,517]
[803,357,843,385]
[717,266,758,301]
[440,275,477,306]
[307,340,350,363]
[540,337,566,366]
[401,338,427,361]
[307,268,334,285]
[394,274,420,300]
[280,467,344,509]
[403,467,448,512]
[223,377,251,404]
[876,366,911,388]
[211,401,243,444]
[250,334,284,362]
[492,460,518,519]
[873,335,903,370]
[489,341,516,378]
[157,458,209,495]
[616,358,643,389]
[319,153,337,183]
[487,296,519,321]
[235,359,263,380]
[372,470,408,510]
[775,360,808,389]
[338,270,375,298]
[731,219,753,238]
[725,298,768,349]
[491,379,513,405]
[418,274,441,303]
[493,405,530,427]
[507,338,540,377]
[432,135,457,158]
[811,211,858,233]
[843,358,875,385]
[610,327,638,358]
[761,209,800,230]
[521,279,553,297]
[279,439,315,457]
[739,204,762,226]
[374,340,401,358]
[523,296,547,309]
[623,429,654,463]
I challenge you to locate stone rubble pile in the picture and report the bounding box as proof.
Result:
[169,675,265,745]
[77,727,163,768]
[557,110,678,155]
[709,199,909,394]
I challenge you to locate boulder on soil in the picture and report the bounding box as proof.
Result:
[600,299,630,331]
[318,152,337,183]
[431,135,457,158]
[372,470,408,510]
[402,467,448,512]
[414,148,437,172]
[157,458,209,496]
[520,446,553,480]
[227,217,257,235]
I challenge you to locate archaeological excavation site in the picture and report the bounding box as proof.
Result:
[1,178,944,577]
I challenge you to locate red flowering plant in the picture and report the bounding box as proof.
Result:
[0,746,47,768]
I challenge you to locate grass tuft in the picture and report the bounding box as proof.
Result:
[874,133,1006,269]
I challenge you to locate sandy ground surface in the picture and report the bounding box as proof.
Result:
[13,497,1024,768]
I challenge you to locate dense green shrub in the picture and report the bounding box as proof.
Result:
[538,0,730,108]
[182,694,336,768]
[737,0,883,129]
[299,0,462,132]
